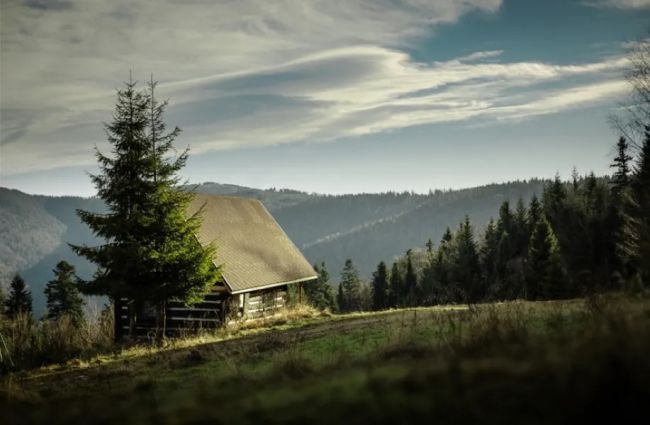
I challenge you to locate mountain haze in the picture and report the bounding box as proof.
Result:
[0,180,545,315]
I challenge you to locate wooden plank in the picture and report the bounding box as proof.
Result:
[248,296,285,305]
[247,306,282,314]
[167,298,224,306]
[115,292,229,339]
[168,316,222,322]
[167,307,220,313]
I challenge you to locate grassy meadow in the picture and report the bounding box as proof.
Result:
[1,294,649,424]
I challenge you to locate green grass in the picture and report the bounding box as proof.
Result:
[2,295,650,424]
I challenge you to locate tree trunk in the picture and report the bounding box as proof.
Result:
[156,300,167,342]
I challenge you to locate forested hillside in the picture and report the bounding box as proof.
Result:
[0,190,106,314]
[0,189,66,285]
[1,179,545,315]
[295,180,545,275]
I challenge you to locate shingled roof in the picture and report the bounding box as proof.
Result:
[187,194,317,294]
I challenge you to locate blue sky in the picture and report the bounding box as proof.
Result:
[1,0,649,196]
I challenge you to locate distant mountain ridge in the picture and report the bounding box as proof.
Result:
[0,179,546,315]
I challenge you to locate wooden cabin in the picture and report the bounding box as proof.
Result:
[115,194,317,338]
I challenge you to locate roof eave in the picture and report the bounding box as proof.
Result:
[229,275,318,295]
[214,262,235,293]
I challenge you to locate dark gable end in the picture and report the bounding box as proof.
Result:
[186,194,317,294]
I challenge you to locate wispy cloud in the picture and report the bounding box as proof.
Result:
[584,0,650,8]
[0,0,631,175]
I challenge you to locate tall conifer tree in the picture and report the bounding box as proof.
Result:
[371,261,389,310]
[5,274,32,319]
[526,218,567,300]
[404,250,418,306]
[307,262,336,311]
[425,239,434,254]
[514,198,529,257]
[44,261,85,326]
[433,228,454,303]
[389,262,403,308]
[611,137,633,191]
[72,78,221,336]
[336,283,344,313]
[609,136,635,281]
[495,201,515,282]
[339,259,362,312]
[528,196,542,235]
[452,216,481,302]
[480,218,499,297]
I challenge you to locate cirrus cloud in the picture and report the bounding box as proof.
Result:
[0,0,632,176]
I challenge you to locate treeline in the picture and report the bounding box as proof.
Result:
[306,131,650,313]
[0,262,115,372]
[1,261,85,325]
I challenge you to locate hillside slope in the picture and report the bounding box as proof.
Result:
[3,297,648,424]
[0,189,66,286]
[295,180,545,274]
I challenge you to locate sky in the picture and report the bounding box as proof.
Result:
[1,0,649,196]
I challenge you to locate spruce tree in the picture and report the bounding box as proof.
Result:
[497,201,514,235]
[425,239,434,254]
[434,228,454,303]
[452,216,481,302]
[72,78,221,336]
[44,261,85,326]
[336,283,345,313]
[371,261,389,310]
[5,274,32,319]
[544,174,567,214]
[571,166,580,192]
[480,218,499,297]
[526,218,567,300]
[306,262,336,311]
[513,198,529,257]
[420,239,439,304]
[526,218,550,300]
[609,137,635,282]
[442,227,453,244]
[528,195,542,235]
[389,262,403,307]
[339,259,362,312]
[543,174,568,227]
[495,201,516,284]
[544,248,568,300]
[404,250,418,306]
[611,137,633,192]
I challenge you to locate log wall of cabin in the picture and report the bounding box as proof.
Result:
[114,287,228,338]
[240,286,288,319]
[113,284,293,339]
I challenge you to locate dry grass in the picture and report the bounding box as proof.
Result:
[3,294,649,424]
[0,310,114,373]
[229,303,326,331]
[0,302,331,376]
